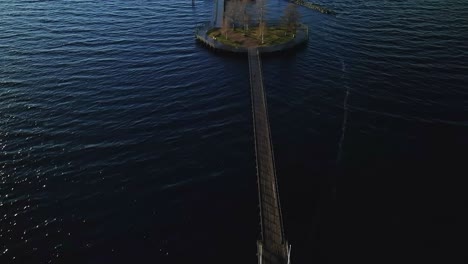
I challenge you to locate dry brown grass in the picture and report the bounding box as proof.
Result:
[208,27,294,48]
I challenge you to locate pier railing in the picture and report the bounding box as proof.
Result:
[249,47,290,264]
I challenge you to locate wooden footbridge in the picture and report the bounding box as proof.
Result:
[249,48,291,264]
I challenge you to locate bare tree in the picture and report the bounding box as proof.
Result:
[221,14,231,39]
[258,21,267,44]
[224,0,249,30]
[282,3,300,35]
[240,0,250,32]
[225,1,235,30]
[256,0,266,24]
[256,0,267,44]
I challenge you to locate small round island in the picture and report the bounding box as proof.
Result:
[196,22,309,54]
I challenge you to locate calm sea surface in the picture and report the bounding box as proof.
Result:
[1,0,467,263]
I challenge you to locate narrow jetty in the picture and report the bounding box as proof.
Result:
[289,0,336,15]
[248,47,290,264]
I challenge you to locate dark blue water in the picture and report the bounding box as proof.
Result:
[1,0,467,263]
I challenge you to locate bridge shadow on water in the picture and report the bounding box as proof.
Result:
[276,117,467,264]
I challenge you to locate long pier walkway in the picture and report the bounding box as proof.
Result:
[248,48,290,264]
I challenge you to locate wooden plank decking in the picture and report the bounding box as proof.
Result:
[248,47,289,264]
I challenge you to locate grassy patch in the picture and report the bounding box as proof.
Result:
[208,26,295,48]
